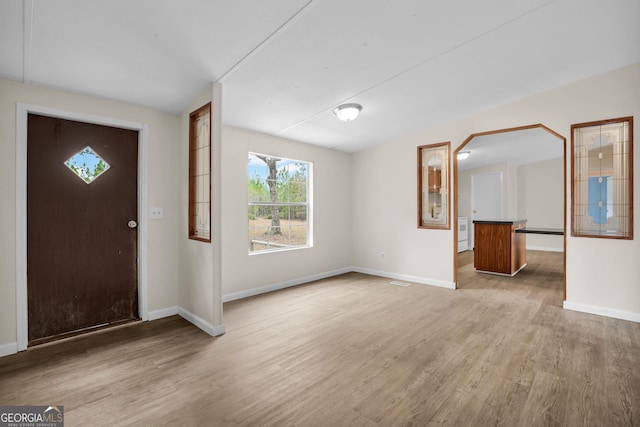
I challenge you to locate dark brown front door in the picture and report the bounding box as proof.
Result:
[27,114,139,345]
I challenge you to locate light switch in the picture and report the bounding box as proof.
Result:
[150,206,163,219]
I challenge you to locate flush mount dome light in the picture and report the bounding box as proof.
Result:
[457,150,470,160]
[333,103,362,122]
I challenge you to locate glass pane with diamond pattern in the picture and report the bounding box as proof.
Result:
[64,146,110,184]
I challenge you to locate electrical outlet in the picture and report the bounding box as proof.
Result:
[379,252,385,259]
[150,206,164,219]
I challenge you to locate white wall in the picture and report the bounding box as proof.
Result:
[1,63,638,356]
[0,78,181,352]
[351,63,640,319]
[178,83,224,335]
[221,126,353,300]
[518,157,564,251]
[459,164,507,219]
[351,139,455,288]
[458,157,564,252]
[0,78,352,354]
[459,162,510,248]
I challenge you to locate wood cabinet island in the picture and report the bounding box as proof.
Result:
[473,219,527,276]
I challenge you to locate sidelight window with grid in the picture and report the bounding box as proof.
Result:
[189,103,211,242]
[571,117,633,239]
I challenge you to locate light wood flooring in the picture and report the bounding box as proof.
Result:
[1,250,639,426]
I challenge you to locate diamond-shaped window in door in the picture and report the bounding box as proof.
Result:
[64,146,110,184]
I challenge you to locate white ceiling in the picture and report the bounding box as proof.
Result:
[457,127,564,171]
[1,0,639,152]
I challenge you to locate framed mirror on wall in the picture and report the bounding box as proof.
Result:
[418,142,450,229]
[571,116,633,239]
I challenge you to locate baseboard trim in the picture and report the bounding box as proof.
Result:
[563,301,640,323]
[2,295,636,359]
[149,305,225,336]
[148,306,179,321]
[0,342,18,357]
[526,246,564,252]
[0,306,223,359]
[222,267,353,302]
[352,267,456,290]
[177,307,225,337]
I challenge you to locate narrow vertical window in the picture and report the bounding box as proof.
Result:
[571,117,633,239]
[418,142,450,229]
[189,103,211,242]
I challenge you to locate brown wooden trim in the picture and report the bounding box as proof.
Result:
[417,141,451,230]
[188,102,212,243]
[453,142,459,288]
[632,117,635,240]
[570,116,633,240]
[570,123,576,243]
[562,132,567,301]
[570,116,634,129]
[453,124,567,297]
[417,145,421,229]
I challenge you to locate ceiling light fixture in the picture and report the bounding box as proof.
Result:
[457,151,470,160]
[333,103,362,122]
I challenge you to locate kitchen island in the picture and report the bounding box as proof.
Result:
[473,219,527,276]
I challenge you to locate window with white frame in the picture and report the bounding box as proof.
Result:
[248,153,311,253]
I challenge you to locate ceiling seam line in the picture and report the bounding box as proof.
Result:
[273,0,557,137]
[22,0,35,83]
[216,0,317,84]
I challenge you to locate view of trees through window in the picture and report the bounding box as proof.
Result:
[248,153,310,253]
[64,146,110,184]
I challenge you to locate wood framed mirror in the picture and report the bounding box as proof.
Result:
[571,117,633,239]
[418,141,450,229]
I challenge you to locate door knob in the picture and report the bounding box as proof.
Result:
[128,220,138,229]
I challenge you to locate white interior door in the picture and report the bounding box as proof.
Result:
[470,172,503,248]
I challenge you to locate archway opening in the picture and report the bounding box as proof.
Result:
[453,124,566,301]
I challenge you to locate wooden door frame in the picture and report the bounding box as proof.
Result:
[15,103,150,351]
[452,123,567,301]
